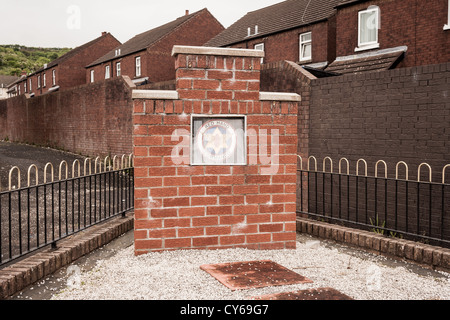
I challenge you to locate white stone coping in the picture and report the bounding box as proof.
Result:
[259,92,301,102]
[172,45,265,58]
[132,90,179,100]
[132,90,301,102]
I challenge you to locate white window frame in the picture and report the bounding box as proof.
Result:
[299,32,312,61]
[135,56,141,77]
[52,70,56,86]
[90,70,95,83]
[38,75,41,88]
[29,79,32,92]
[116,62,121,77]
[24,81,27,93]
[105,65,111,79]
[356,6,380,51]
[43,73,46,87]
[254,43,264,63]
[444,0,450,30]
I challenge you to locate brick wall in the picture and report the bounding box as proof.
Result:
[309,62,450,182]
[0,76,135,157]
[336,0,450,68]
[132,46,300,254]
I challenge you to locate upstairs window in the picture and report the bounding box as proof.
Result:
[29,79,32,92]
[90,70,95,83]
[357,6,380,51]
[300,32,312,61]
[43,73,46,87]
[116,62,121,77]
[52,70,56,86]
[254,43,264,63]
[105,66,111,79]
[24,81,27,93]
[38,75,41,88]
[135,56,141,77]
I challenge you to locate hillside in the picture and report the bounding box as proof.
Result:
[0,45,71,76]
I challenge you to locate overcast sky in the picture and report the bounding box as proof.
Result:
[1,0,282,48]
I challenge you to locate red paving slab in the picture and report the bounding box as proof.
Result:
[200,260,313,291]
[251,288,354,300]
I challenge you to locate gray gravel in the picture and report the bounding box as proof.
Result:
[47,234,450,301]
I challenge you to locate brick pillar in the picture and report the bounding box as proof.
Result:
[132,46,301,255]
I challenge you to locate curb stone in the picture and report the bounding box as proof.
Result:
[0,213,134,300]
[296,217,450,272]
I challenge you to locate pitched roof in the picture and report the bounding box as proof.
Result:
[205,0,339,47]
[87,9,209,68]
[325,46,407,75]
[0,75,19,87]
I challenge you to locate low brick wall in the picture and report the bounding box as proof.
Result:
[0,76,135,157]
[297,217,450,272]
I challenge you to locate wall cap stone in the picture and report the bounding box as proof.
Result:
[172,45,265,58]
[260,91,302,102]
[132,90,179,100]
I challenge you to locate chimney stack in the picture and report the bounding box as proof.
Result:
[185,10,189,16]
[102,31,107,36]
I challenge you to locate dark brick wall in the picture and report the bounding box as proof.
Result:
[260,60,316,162]
[309,62,450,183]
[0,77,134,157]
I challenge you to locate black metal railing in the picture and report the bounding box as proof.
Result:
[0,156,134,267]
[297,156,450,248]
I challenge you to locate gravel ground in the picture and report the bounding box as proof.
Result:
[48,234,450,301]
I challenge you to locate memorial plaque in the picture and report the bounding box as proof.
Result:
[191,116,246,165]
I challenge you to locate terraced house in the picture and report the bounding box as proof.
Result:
[86,9,224,86]
[206,0,450,74]
[205,0,339,70]
[11,32,121,97]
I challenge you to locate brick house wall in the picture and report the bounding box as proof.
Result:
[132,46,300,254]
[335,0,450,68]
[87,9,225,85]
[229,18,336,66]
[15,33,121,97]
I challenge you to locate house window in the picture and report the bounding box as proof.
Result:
[90,70,95,83]
[29,79,32,92]
[135,57,141,77]
[105,66,110,79]
[38,75,41,88]
[300,32,312,61]
[52,70,56,86]
[43,73,46,87]
[357,6,380,51]
[445,0,450,30]
[116,62,121,77]
[254,43,264,63]
[24,82,27,93]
